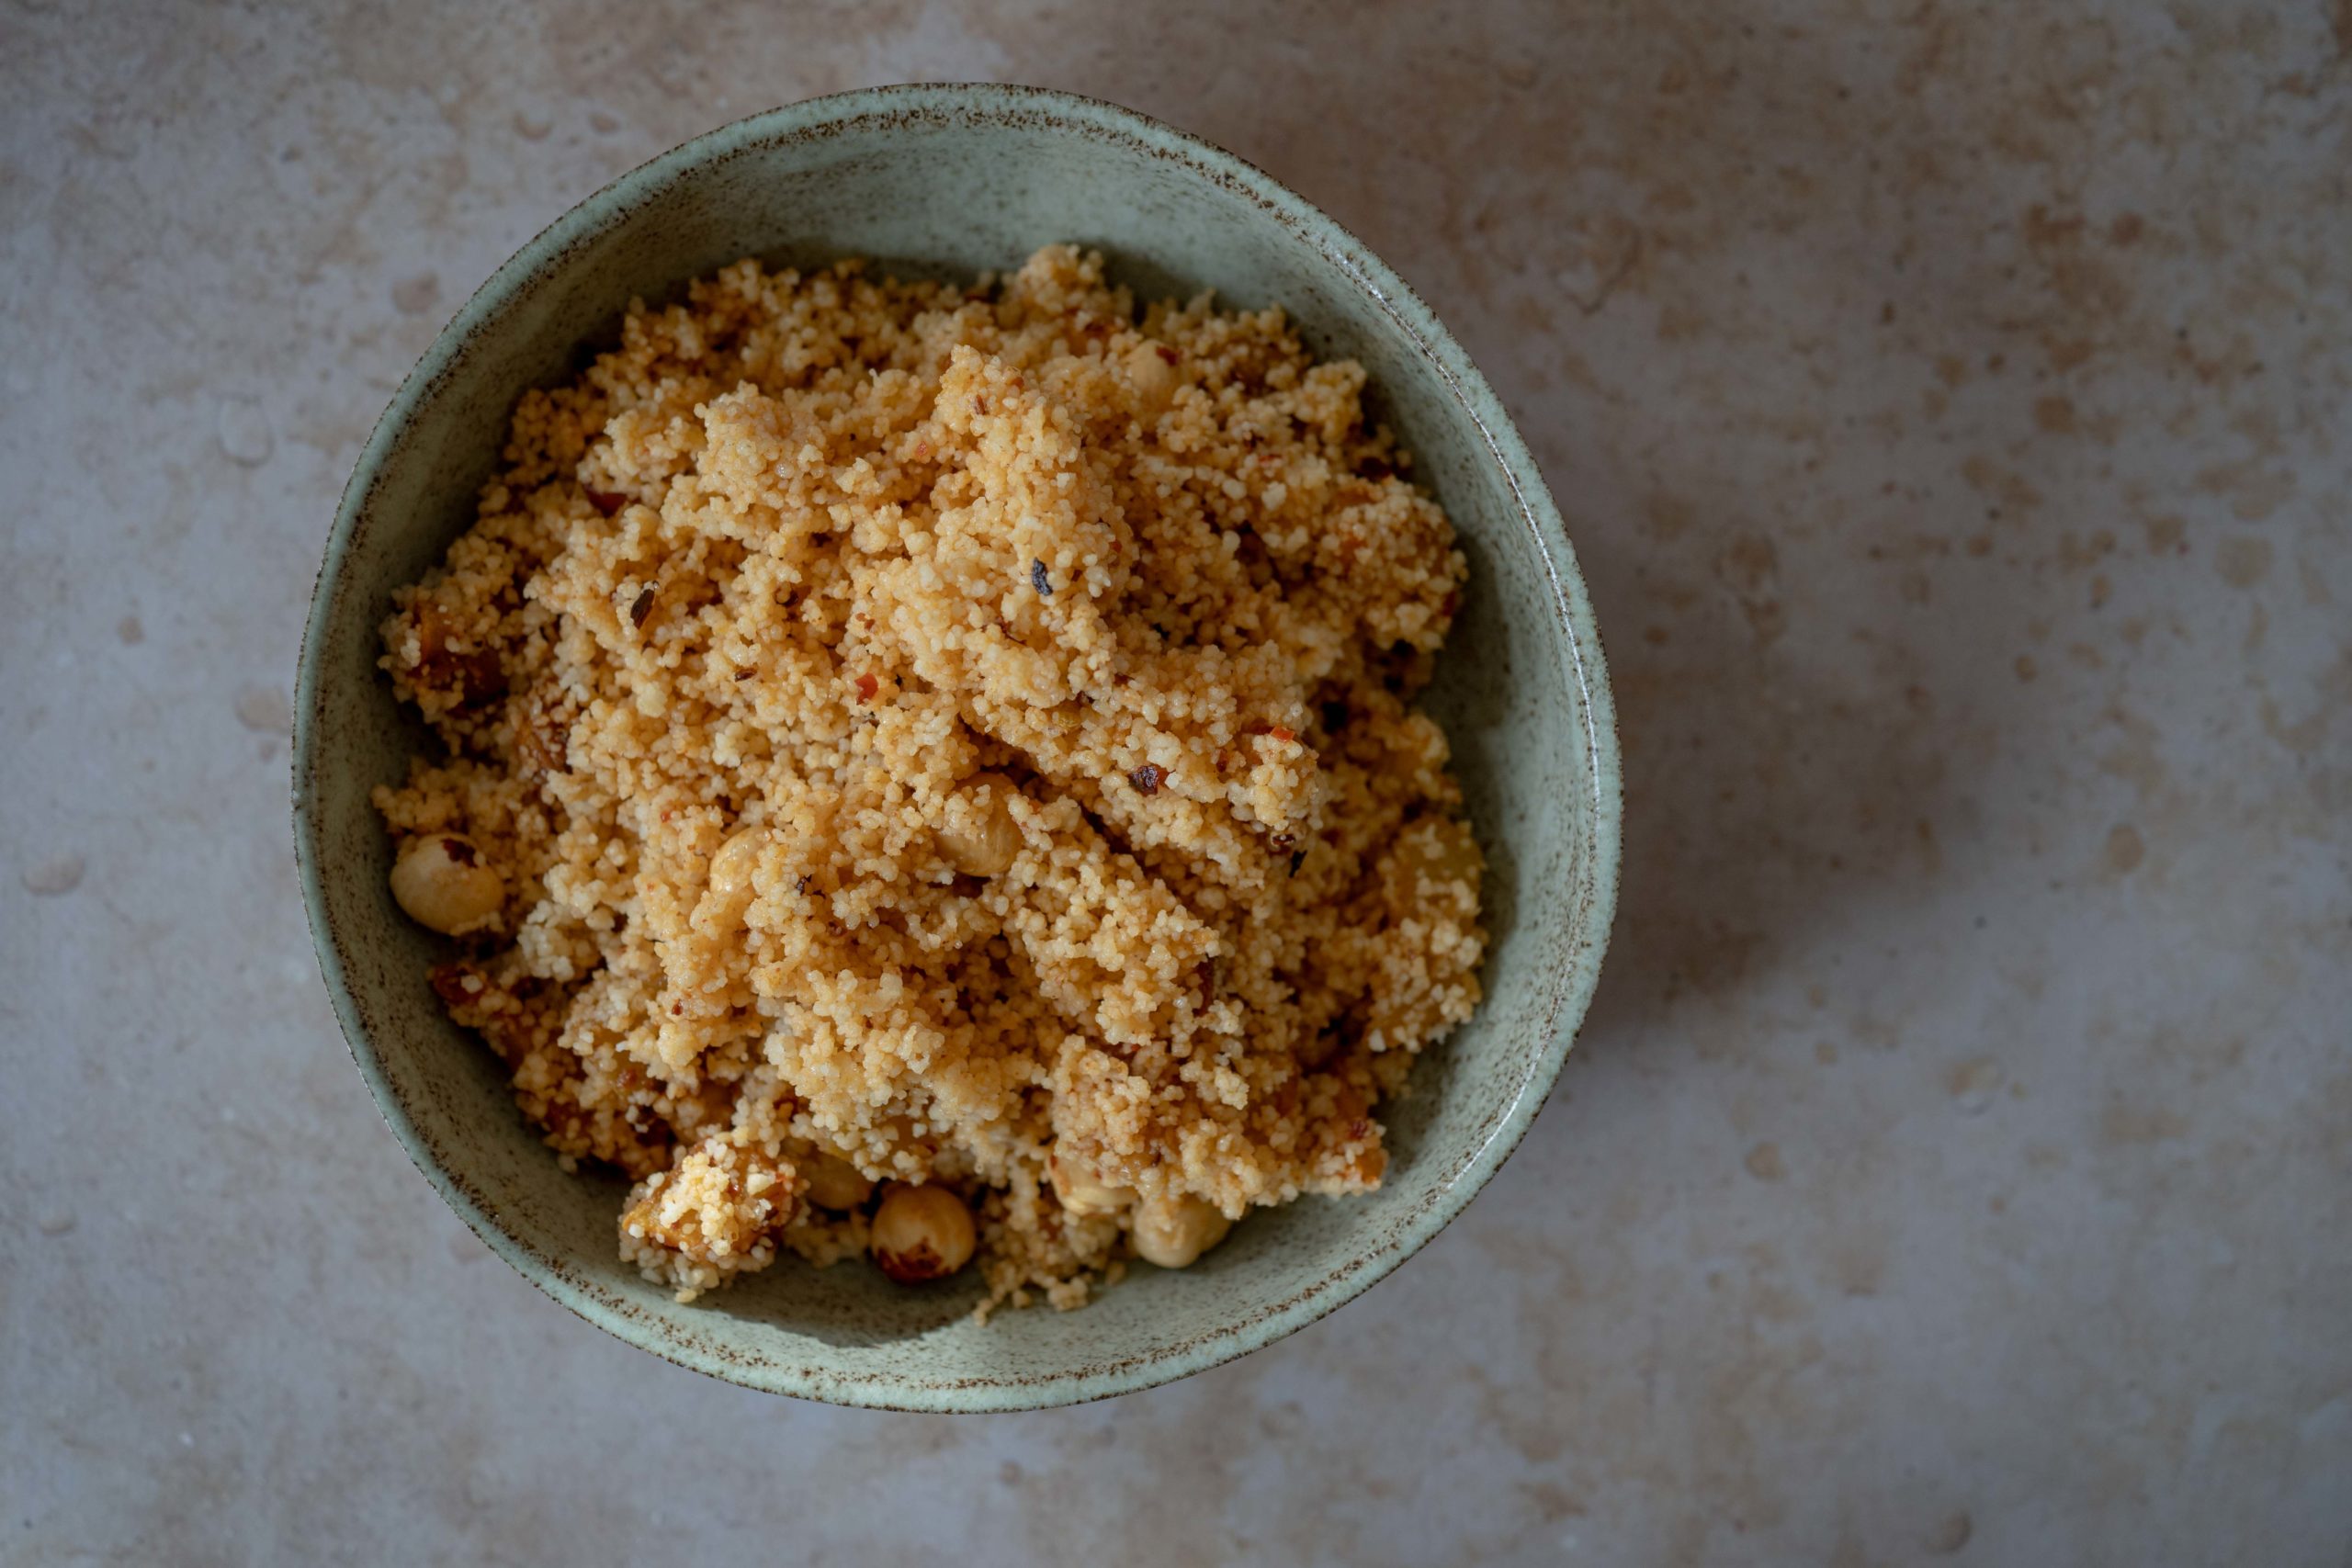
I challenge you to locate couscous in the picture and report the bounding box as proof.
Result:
[373,245,1484,1312]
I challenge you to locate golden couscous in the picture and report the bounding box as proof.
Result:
[373,245,1484,1313]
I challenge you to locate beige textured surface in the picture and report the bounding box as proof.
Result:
[4,3,2347,1562]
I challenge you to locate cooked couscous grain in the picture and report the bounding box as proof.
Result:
[374,245,1484,1311]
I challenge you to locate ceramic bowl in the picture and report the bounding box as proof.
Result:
[293,83,1619,1411]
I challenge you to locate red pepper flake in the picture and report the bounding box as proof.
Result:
[1155,344,1180,364]
[1128,762,1164,795]
[1269,726,1295,744]
[586,489,628,516]
[440,836,480,867]
[912,441,933,460]
[1112,672,1131,687]
[1442,590,1462,618]
[854,672,878,704]
[628,586,656,627]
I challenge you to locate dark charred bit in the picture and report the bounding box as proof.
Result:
[586,488,628,517]
[1290,850,1307,876]
[629,586,656,627]
[441,836,480,867]
[454,649,506,708]
[1128,762,1165,795]
[1031,558,1053,595]
[733,667,756,682]
[1270,831,1297,853]
[427,961,481,1010]
[1155,344,1179,365]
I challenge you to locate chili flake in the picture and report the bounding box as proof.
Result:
[1128,762,1164,795]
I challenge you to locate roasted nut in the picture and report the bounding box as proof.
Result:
[1049,1153,1136,1216]
[936,773,1023,878]
[870,1182,977,1282]
[1130,1193,1231,1269]
[389,834,504,935]
[803,1153,876,1213]
[695,826,770,931]
[1125,341,1179,418]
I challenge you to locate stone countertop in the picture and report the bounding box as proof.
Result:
[4,3,2346,1563]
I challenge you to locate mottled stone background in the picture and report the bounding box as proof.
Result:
[4,2,2347,1563]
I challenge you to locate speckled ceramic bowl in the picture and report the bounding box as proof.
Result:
[294,84,1619,1411]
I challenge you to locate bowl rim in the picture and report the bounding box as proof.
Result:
[293,81,1622,1412]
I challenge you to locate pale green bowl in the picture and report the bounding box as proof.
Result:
[293,84,1619,1411]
